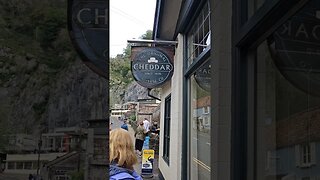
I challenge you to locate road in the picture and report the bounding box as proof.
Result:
[191,130,211,179]
[110,116,123,130]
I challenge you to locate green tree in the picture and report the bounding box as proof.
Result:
[110,30,153,105]
[139,30,153,40]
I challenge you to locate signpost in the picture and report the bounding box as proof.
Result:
[141,149,155,178]
[68,0,108,79]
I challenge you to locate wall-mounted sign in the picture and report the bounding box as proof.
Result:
[68,0,108,79]
[195,60,211,91]
[268,0,320,96]
[131,47,174,89]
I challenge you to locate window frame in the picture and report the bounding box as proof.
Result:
[182,1,211,179]
[163,94,171,165]
[232,0,311,180]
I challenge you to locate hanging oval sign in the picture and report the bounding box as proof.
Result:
[268,0,320,96]
[131,48,174,88]
[68,0,108,79]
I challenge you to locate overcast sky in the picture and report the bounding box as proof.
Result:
[110,0,157,57]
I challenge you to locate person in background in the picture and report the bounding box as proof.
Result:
[150,121,160,135]
[143,118,150,134]
[121,119,128,131]
[134,121,146,157]
[109,128,142,180]
[28,174,34,180]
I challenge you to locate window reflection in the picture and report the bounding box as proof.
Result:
[256,39,320,180]
[190,60,211,180]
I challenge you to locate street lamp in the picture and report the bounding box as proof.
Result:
[37,138,42,176]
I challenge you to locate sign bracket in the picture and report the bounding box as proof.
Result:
[127,39,178,46]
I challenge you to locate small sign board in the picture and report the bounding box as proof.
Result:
[131,47,174,88]
[141,149,154,177]
[68,0,108,79]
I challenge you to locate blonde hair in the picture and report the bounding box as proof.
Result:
[109,128,137,169]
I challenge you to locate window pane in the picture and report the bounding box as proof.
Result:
[255,2,320,176]
[248,0,267,19]
[163,95,171,164]
[16,162,23,169]
[7,162,15,169]
[189,60,211,180]
[24,162,32,169]
[187,1,211,66]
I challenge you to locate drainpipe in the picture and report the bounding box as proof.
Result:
[147,88,161,101]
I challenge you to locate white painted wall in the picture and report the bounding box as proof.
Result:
[158,34,184,180]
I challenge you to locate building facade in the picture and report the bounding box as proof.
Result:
[152,0,320,179]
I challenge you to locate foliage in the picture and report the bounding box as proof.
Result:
[0,0,73,69]
[0,0,75,142]
[0,105,10,151]
[139,30,153,40]
[32,96,49,121]
[110,30,153,105]
[129,114,136,121]
[31,7,67,48]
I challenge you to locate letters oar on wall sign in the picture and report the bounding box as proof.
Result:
[131,47,174,89]
[68,0,108,79]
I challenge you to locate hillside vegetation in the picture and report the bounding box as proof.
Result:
[0,0,108,152]
[109,30,155,107]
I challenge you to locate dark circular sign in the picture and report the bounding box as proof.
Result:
[68,0,108,79]
[194,60,211,91]
[268,0,320,97]
[131,48,174,88]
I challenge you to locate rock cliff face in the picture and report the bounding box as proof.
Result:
[0,0,109,144]
[0,47,108,138]
[45,59,108,131]
[123,81,149,102]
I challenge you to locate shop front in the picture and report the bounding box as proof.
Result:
[153,0,320,179]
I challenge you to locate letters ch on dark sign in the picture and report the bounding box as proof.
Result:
[68,0,108,79]
[269,0,320,96]
[131,48,174,89]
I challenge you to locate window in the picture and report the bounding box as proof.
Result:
[252,1,320,177]
[301,144,311,166]
[7,162,15,169]
[247,0,267,18]
[33,161,38,169]
[233,0,319,179]
[187,1,211,66]
[203,106,209,114]
[16,162,23,169]
[189,64,211,180]
[24,162,32,169]
[295,143,316,167]
[54,175,71,180]
[185,1,211,179]
[163,95,171,164]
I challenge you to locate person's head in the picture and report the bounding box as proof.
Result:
[139,120,144,126]
[109,128,137,169]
